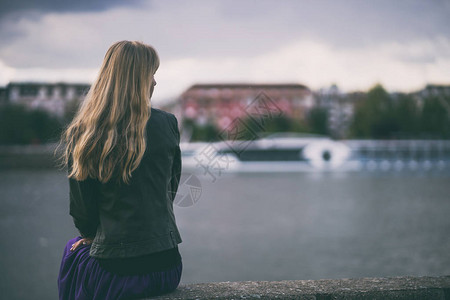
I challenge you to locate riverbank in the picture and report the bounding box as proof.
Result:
[0,143,60,169]
[151,275,450,299]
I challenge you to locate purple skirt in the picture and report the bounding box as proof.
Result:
[57,236,182,300]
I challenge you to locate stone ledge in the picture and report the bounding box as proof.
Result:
[149,275,450,300]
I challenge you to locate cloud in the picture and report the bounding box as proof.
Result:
[0,61,16,84]
[0,60,98,85]
[0,0,143,19]
[3,37,449,106]
[0,0,449,104]
[1,0,449,68]
[156,38,450,94]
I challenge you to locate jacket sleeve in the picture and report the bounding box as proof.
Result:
[68,159,100,239]
[169,115,182,202]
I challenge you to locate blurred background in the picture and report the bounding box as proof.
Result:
[0,1,449,299]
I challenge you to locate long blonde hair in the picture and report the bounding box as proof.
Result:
[57,41,159,184]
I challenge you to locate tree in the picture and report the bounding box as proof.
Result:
[420,95,450,138]
[182,118,220,142]
[393,94,420,138]
[238,114,310,140]
[0,104,63,145]
[306,107,329,135]
[350,84,398,139]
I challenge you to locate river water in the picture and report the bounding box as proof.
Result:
[1,169,449,299]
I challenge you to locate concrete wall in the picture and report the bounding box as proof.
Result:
[150,276,450,300]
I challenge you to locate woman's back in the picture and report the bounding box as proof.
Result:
[57,41,183,300]
[79,107,183,259]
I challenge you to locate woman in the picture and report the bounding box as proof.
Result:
[56,41,183,299]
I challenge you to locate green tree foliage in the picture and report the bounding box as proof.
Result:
[0,104,63,145]
[420,96,450,138]
[183,114,314,142]
[63,99,81,124]
[182,118,220,142]
[306,107,329,135]
[350,84,397,138]
[349,84,450,139]
[238,115,310,140]
[394,94,421,137]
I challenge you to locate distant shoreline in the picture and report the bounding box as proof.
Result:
[0,143,62,169]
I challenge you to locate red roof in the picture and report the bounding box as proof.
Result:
[187,83,309,90]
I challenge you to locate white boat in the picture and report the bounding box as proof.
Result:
[181,133,352,173]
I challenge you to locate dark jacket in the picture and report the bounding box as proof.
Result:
[68,107,182,259]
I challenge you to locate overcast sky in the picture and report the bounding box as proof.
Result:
[1,0,449,104]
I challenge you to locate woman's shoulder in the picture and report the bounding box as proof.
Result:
[150,107,177,124]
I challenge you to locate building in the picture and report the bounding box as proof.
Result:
[177,83,313,131]
[314,85,359,139]
[2,82,91,117]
